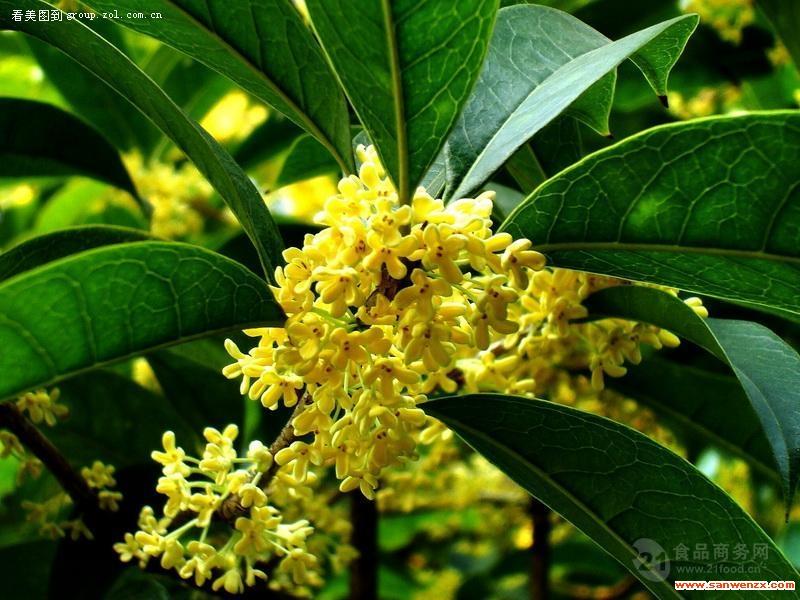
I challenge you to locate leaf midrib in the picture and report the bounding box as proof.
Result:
[162,0,348,173]
[380,0,408,203]
[433,406,681,599]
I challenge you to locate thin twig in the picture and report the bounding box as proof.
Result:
[262,397,307,488]
[0,402,102,524]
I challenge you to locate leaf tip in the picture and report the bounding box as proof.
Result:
[658,95,670,109]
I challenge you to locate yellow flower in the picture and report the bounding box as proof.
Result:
[394,269,452,320]
[114,533,141,563]
[16,388,67,426]
[364,231,419,279]
[81,461,116,489]
[151,431,191,477]
[419,225,467,283]
[501,239,546,288]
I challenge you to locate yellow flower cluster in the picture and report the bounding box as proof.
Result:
[82,460,123,511]
[265,465,356,596]
[115,426,318,595]
[452,269,706,397]
[378,430,526,514]
[124,154,216,240]
[200,91,268,145]
[667,86,742,120]
[680,0,754,44]
[224,145,547,500]
[16,388,68,426]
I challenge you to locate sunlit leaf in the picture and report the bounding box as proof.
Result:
[0,242,282,401]
[502,112,800,322]
[307,0,498,202]
[445,6,696,198]
[83,0,353,174]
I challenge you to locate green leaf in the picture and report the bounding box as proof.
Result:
[0,541,57,598]
[49,370,197,466]
[105,569,170,600]
[530,116,584,177]
[427,394,799,596]
[143,45,231,122]
[0,241,283,402]
[445,6,696,199]
[0,0,284,279]
[306,0,498,203]
[0,226,150,283]
[0,98,138,198]
[502,112,800,322]
[584,285,800,505]
[82,0,353,175]
[233,113,302,172]
[31,180,146,235]
[26,37,159,152]
[275,134,339,188]
[147,341,245,436]
[608,355,777,483]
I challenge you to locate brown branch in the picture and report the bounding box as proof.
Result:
[349,492,378,600]
[219,395,307,521]
[261,398,307,487]
[0,402,102,524]
[530,497,551,600]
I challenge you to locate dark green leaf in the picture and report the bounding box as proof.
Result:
[584,285,800,505]
[275,134,338,188]
[82,0,353,175]
[504,144,547,195]
[26,38,159,152]
[0,241,283,402]
[50,370,197,466]
[609,355,777,483]
[0,98,138,198]
[233,113,302,172]
[0,0,284,279]
[0,226,150,283]
[530,116,584,177]
[147,341,245,436]
[105,569,170,600]
[445,6,696,198]
[0,540,57,598]
[307,0,498,202]
[428,394,799,596]
[502,112,800,322]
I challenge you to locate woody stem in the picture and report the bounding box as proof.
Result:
[0,402,101,524]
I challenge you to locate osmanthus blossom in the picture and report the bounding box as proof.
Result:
[116,145,705,594]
